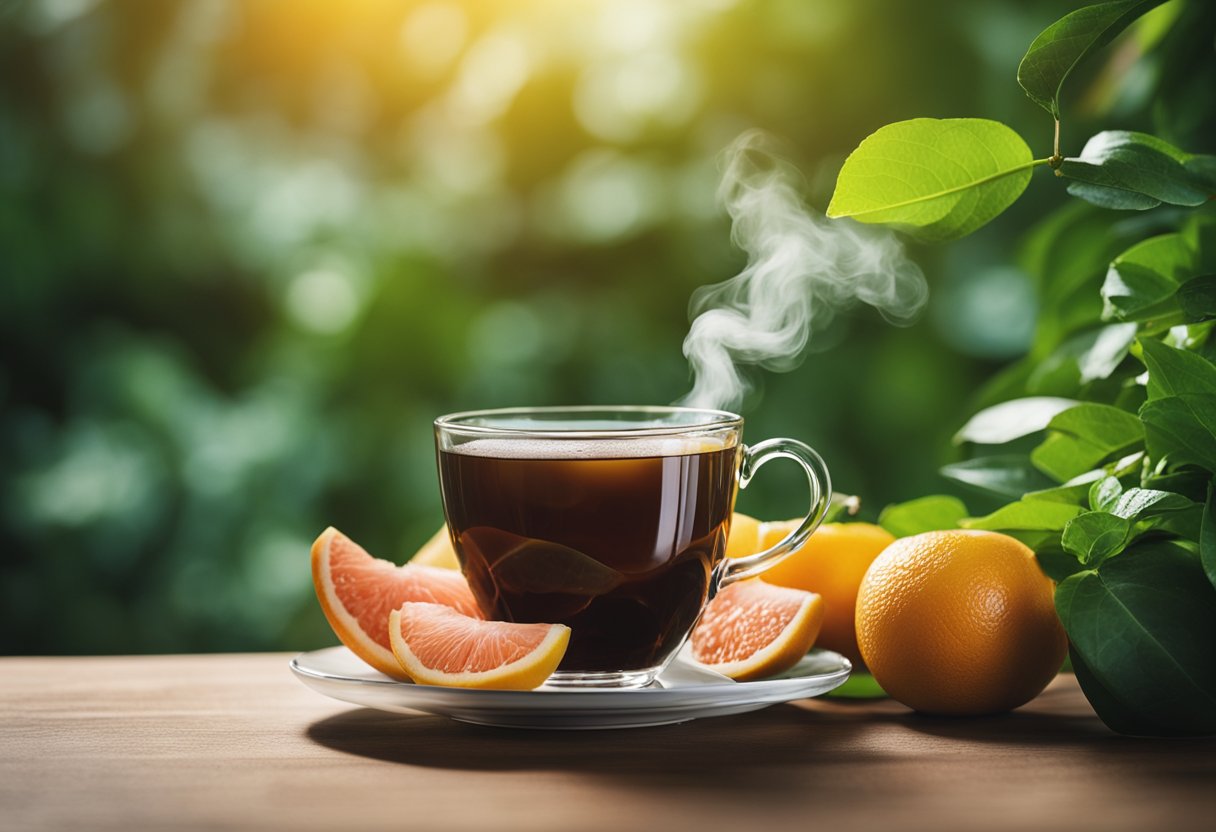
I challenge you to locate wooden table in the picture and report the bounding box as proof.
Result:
[2,654,1213,831]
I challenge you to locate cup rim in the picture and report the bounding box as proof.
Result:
[434,405,743,439]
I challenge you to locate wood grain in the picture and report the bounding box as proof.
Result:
[1,654,1213,832]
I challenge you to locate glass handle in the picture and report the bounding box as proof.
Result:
[721,438,832,587]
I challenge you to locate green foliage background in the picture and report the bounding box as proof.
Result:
[0,0,1198,655]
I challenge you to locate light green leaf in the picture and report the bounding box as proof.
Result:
[1062,511,1131,565]
[1102,233,1198,322]
[1137,338,1216,400]
[1111,487,1197,520]
[1102,218,1216,324]
[1017,0,1169,118]
[827,119,1037,242]
[1056,542,1216,736]
[878,495,969,538]
[954,396,1078,445]
[1061,131,1216,211]
[1031,403,1144,481]
[940,456,1057,500]
[1089,476,1123,511]
[963,500,1083,532]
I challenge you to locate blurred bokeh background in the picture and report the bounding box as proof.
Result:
[0,0,1171,654]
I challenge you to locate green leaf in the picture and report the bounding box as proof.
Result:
[1031,403,1144,481]
[1089,475,1123,511]
[940,456,1057,500]
[1111,487,1197,520]
[1142,467,1211,502]
[1017,0,1169,118]
[1202,485,1216,591]
[963,500,1083,532]
[1069,647,1161,736]
[1028,471,1106,505]
[1102,233,1197,322]
[1061,131,1216,211]
[827,119,1037,242]
[878,495,968,538]
[1048,403,1144,445]
[1037,548,1090,581]
[824,492,862,524]
[1177,276,1216,322]
[1062,511,1131,565]
[954,397,1078,445]
[1137,338,1216,399]
[1056,542,1216,736]
[1139,394,1216,471]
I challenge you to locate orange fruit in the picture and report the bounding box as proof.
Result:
[388,602,570,690]
[689,579,825,681]
[753,521,895,665]
[312,527,483,680]
[724,512,762,559]
[855,529,1068,716]
[410,525,460,570]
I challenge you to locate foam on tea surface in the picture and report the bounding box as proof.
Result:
[450,435,733,460]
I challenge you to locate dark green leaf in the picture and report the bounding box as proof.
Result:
[1017,0,1169,118]
[1089,475,1123,511]
[1142,467,1211,502]
[827,119,1036,242]
[1037,548,1090,582]
[1061,131,1214,210]
[954,397,1078,445]
[878,495,969,538]
[1135,505,1203,540]
[940,456,1057,499]
[1202,485,1216,591]
[1062,511,1131,564]
[963,500,1083,532]
[1056,542,1216,736]
[1137,338,1216,399]
[1139,394,1216,470]
[1069,647,1163,736]
[1177,275,1216,322]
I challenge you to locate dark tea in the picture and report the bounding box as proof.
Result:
[437,437,739,674]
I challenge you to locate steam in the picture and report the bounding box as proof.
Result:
[678,130,928,412]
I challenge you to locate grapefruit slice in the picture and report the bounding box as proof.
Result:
[388,602,570,690]
[410,525,461,570]
[312,527,482,679]
[689,579,824,682]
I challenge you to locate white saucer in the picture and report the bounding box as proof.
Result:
[290,646,851,730]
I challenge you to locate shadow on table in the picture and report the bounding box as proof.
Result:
[306,702,878,795]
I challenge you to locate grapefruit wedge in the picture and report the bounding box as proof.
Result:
[312,527,482,679]
[389,602,570,690]
[689,579,824,682]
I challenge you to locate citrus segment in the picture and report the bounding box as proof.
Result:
[690,579,824,681]
[410,525,461,570]
[855,529,1068,715]
[312,527,482,679]
[389,602,570,690]
[758,521,895,665]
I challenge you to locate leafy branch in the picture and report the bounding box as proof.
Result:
[830,0,1213,243]
[838,0,1216,736]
